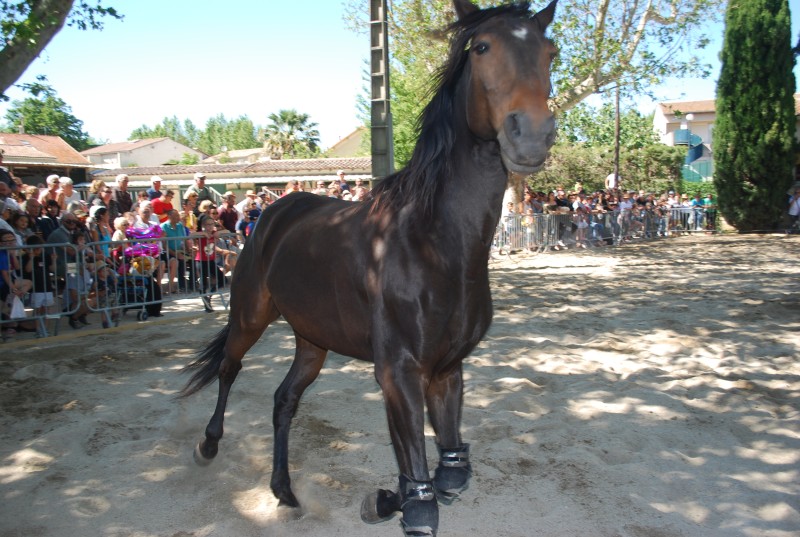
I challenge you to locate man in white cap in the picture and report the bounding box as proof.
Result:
[183,171,222,207]
[38,174,60,205]
[147,176,163,201]
[113,173,133,213]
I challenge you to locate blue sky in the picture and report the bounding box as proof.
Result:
[1,1,799,149]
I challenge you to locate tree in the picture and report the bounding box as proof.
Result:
[129,116,200,148]
[1,1,122,97]
[344,0,724,167]
[263,109,320,159]
[1,83,91,150]
[558,102,659,149]
[712,0,796,232]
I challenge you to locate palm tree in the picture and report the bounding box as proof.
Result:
[263,109,320,159]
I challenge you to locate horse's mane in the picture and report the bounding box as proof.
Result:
[369,2,532,219]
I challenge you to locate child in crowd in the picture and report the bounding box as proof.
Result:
[193,215,228,313]
[21,235,56,318]
[64,230,95,329]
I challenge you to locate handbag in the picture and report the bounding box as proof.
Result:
[7,295,25,320]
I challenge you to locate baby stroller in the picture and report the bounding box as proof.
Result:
[114,226,163,321]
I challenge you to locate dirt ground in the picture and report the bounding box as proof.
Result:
[0,234,798,537]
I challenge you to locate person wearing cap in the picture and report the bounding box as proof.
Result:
[235,189,257,217]
[335,170,350,193]
[113,173,133,214]
[147,176,163,201]
[38,174,60,205]
[57,177,81,211]
[183,172,223,207]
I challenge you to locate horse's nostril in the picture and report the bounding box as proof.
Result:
[506,113,523,138]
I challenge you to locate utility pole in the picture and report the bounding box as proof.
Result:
[370,0,394,184]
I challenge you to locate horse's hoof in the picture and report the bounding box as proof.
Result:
[361,489,400,524]
[399,476,438,537]
[193,442,215,466]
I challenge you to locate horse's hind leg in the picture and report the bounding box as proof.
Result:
[195,298,280,464]
[270,335,327,508]
[426,364,471,503]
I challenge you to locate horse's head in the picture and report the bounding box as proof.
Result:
[456,0,558,175]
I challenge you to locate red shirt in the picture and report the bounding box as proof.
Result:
[151,198,173,223]
[194,236,216,261]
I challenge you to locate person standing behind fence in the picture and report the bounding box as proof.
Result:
[113,174,133,215]
[38,175,60,205]
[21,235,56,319]
[57,177,81,211]
[147,176,163,201]
[218,192,239,234]
[193,215,226,313]
[161,209,189,293]
[152,190,175,223]
[183,172,222,209]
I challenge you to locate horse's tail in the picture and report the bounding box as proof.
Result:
[177,323,231,398]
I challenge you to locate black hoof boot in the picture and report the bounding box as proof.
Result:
[433,443,472,504]
[361,488,402,523]
[399,475,438,537]
[193,440,218,466]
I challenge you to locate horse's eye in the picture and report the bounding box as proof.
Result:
[473,42,490,55]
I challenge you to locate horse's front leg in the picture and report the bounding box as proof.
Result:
[426,364,472,504]
[270,335,327,508]
[364,359,439,536]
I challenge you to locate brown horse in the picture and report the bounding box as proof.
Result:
[180,1,557,535]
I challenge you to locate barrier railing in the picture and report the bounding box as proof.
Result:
[493,206,719,254]
[1,232,235,340]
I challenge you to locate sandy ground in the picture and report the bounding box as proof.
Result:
[0,234,798,537]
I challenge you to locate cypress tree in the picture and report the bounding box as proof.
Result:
[713,0,797,231]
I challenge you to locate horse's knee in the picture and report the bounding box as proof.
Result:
[399,475,438,537]
[433,444,471,503]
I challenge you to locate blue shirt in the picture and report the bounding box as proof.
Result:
[161,221,188,253]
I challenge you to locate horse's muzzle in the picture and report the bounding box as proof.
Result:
[498,112,556,174]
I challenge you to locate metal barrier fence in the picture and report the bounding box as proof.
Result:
[493,206,718,253]
[1,232,235,340]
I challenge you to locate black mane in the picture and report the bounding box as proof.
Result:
[369,2,533,219]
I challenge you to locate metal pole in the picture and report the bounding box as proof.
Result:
[369,0,394,184]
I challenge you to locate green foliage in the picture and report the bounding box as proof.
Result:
[262,109,320,159]
[1,1,123,97]
[344,0,725,162]
[1,83,91,150]
[533,143,684,195]
[130,116,199,148]
[712,0,797,231]
[558,102,660,149]
[130,114,259,156]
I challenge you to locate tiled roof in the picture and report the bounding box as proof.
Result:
[0,133,92,165]
[80,137,170,155]
[92,157,373,179]
[658,100,716,115]
[660,93,800,116]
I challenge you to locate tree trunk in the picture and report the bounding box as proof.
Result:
[0,0,74,96]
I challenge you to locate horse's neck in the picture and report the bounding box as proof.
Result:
[438,135,508,253]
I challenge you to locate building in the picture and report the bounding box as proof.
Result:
[89,156,373,200]
[81,137,206,169]
[654,94,800,183]
[0,133,94,185]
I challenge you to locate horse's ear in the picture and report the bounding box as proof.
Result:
[532,0,557,30]
[453,0,479,20]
